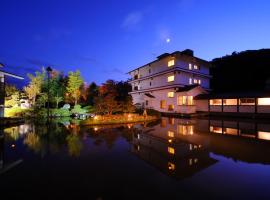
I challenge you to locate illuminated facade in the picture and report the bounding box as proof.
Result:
[0,70,24,117]
[128,49,211,114]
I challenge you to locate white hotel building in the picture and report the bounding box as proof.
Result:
[128,49,211,114]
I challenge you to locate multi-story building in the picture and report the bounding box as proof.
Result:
[128,49,211,114]
[0,69,24,117]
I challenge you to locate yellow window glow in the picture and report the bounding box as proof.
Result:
[168,104,174,111]
[258,98,270,105]
[189,78,192,84]
[167,92,174,98]
[168,147,175,155]
[189,63,192,70]
[167,75,175,82]
[168,162,176,170]
[160,100,166,109]
[258,131,270,141]
[210,99,222,105]
[223,99,237,105]
[198,80,201,84]
[194,65,198,70]
[168,131,174,138]
[168,59,175,67]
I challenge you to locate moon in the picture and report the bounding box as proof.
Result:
[166,38,171,43]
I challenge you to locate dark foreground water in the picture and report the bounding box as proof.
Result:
[1,117,270,199]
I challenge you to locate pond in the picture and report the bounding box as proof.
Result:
[1,117,270,199]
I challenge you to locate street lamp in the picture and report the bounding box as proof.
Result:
[46,66,52,121]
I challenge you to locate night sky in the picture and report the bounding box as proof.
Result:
[1,0,270,86]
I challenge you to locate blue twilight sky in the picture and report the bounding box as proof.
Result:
[1,0,270,86]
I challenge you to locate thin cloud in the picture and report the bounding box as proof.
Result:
[122,11,143,30]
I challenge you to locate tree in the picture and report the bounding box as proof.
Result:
[66,70,84,105]
[24,69,45,105]
[54,95,63,108]
[37,93,48,108]
[5,84,18,97]
[86,82,98,106]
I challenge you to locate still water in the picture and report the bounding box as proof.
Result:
[1,117,270,199]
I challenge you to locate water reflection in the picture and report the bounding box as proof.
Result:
[1,117,270,178]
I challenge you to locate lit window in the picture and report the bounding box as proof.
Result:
[167,92,174,98]
[225,128,238,135]
[189,63,192,70]
[178,96,193,105]
[168,162,175,171]
[223,99,237,105]
[177,125,194,135]
[167,75,175,82]
[194,79,198,84]
[168,131,174,137]
[160,100,166,109]
[168,104,174,111]
[168,147,175,155]
[210,126,223,134]
[168,118,174,125]
[161,118,167,127]
[194,65,199,70]
[198,80,201,85]
[210,99,222,105]
[168,60,175,67]
[239,98,255,105]
[258,131,270,141]
[258,98,270,105]
[189,78,192,84]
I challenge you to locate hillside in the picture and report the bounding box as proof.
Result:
[211,49,270,92]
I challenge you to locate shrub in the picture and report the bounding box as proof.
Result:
[71,105,87,115]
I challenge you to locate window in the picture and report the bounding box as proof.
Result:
[189,78,192,84]
[178,125,194,135]
[189,63,192,70]
[194,65,199,70]
[167,92,174,98]
[239,98,255,105]
[258,98,270,105]
[168,162,175,171]
[149,82,151,86]
[168,131,174,137]
[161,118,167,127]
[149,69,151,73]
[194,79,198,84]
[210,99,222,105]
[178,96,193,105]
[160,100,166,109]
[258,131,270,141]
[168,117,175,125]
[168,104,174,111]
[167,75,175,82]
[168,59,175,67]
[223,99,237,105]
[210,126,223,134]
[168,147,175,155]
[145,100,148,106]
[198,80,201,85]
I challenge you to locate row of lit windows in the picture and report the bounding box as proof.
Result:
[160,96,194,109]
[210,126,270,141]
[189,63,200,70]
[210,98,270,106]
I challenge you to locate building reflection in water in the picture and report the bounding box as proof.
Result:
[131,117,270,179]
[131,117,218,180]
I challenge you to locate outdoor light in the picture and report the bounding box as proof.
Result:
[94,127,98,131]
[11,144,16,148]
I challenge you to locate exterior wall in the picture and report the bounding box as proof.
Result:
[223,106,237,112]
[195,100,209,112]
[0,72,4,118]
[257,106,270,113]
[210,106,222,112]
[239,106,255,113]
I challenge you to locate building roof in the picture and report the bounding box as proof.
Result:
[194,91,270,100]
[144,93,155,98]
[127,49,211,74]
[175,84,200,92]
[0,70,24,79]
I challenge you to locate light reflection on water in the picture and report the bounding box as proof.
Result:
[1,117,270,199]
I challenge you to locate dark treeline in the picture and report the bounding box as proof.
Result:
[211,49,270,92]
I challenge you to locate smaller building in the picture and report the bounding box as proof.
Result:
[195,91,270,117]
[0,69,24,118]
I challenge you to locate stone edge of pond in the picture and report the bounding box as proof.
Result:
[80,118,160,126]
